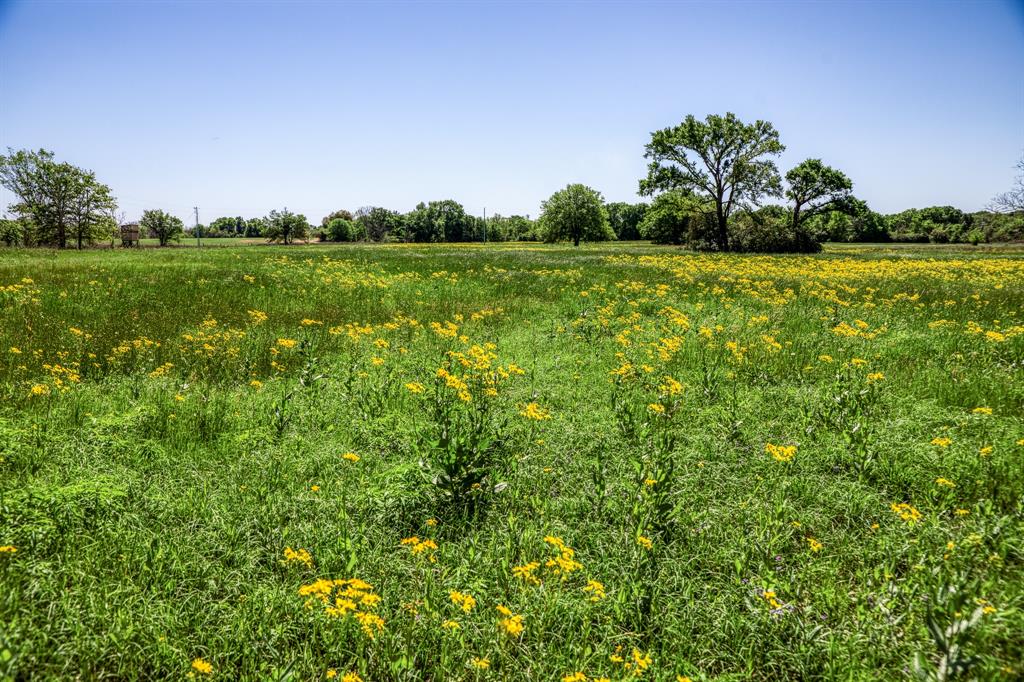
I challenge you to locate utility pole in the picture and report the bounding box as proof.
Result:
[194,206,200,248]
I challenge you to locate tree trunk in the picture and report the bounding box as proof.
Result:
[716,203,729,252]
[573,233,580,247]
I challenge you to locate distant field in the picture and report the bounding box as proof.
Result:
[1,243,1021,680]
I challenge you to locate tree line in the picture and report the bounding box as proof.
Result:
[2,125,1022,250]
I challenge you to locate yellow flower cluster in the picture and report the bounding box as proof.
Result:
[520,402,552,421]
[543,536,583,577]
[400,536,438,562]
[496,604,524,636]
[891,502,922,524]
[282,547,313,569]
[449,590,476,613]
[298,578,385,638]
[765,443,797,463]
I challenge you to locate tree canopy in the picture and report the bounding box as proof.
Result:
[406,200,471,242]
[606,202,648,241]
[0,148,118,249]
[539,184,614,247]
[640,113,785,251]
[325,217,357,242]
[784,159,854,251]
[321,209,354,227]
[140,209,184,246]
[356,207,404,242]
[264,209,310,244]
[638,191,709,246]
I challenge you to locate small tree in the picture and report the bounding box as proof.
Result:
[264,208,310,244]
[69,171,117,249]
[784,159,853,251]
[539,183,614,246]
[640,113,785,251]
[140,209,184,246]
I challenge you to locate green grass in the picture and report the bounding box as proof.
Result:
[0,242,1022,681]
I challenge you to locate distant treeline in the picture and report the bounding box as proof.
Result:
[186,202,1024,247]
[3,131,1023,250]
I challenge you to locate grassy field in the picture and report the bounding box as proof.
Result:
[0,242,1022,681]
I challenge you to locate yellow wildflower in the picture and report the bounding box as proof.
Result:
[191,658,213,675]
[282,547,313,569]
[520,402,552,421]
[765,443,796,462]
[449,590,476,613]
[583,579,606,602]
[513,561,541,585]
[497,606,524,637]
[891,502,922,524]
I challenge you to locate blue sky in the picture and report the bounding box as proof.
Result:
[1,0,1022,225]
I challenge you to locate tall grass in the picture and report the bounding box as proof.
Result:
[0,242,1022,680]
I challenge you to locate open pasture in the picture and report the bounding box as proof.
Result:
[0,243,1022,680]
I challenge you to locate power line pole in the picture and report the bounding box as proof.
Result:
[194,206,200,248]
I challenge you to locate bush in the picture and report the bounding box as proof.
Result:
[325,218,356,242]
[730,206,822,254]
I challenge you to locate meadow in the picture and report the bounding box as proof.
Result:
[0,242,1022,681]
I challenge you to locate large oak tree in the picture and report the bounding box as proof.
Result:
[539,183,614,247]
[640,113,784,251]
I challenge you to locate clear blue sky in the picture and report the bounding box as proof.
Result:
[1,0,1022,225]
